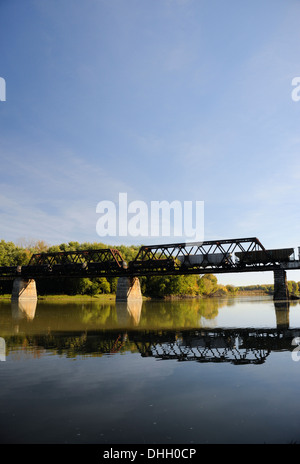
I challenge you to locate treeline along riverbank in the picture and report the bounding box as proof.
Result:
[0,239,299,299]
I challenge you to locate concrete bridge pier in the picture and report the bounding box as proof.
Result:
[273,269,289,301]
[116,277,143,302]
[11,277,38,302]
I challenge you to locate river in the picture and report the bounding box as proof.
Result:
[1,295,300,444]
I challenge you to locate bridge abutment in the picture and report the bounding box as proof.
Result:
[11,277,38,302]
[116,277,143,302]
[273,269,289,301]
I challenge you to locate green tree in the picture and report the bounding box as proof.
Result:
[226,284,238,294]
[288,281,298,294]
[198,274,218,296]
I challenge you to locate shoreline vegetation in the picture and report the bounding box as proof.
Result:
[0,290,279,302]
[0,239,299,300]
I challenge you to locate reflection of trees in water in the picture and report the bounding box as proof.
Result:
[197,298,227,320]
[5,332,136,358]
[140,298,227,328]
[81,303,117,326]
[3,297,229,332]
[68,298,225,329]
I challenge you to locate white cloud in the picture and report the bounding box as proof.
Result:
[0,140,136,244]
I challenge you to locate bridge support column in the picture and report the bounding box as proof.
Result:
[116,277,142,302]
[273,269,289,301]
[11,278,37,302]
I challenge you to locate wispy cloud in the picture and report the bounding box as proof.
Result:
[0,139,136,244]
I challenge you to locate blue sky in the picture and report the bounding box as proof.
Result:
[1,0,300,285]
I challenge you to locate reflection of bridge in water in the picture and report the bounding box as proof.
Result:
[7,325,299,365]
[6,298,300,366]
[133,326,300,365]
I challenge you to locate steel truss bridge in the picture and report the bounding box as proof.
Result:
[0,236,299,280]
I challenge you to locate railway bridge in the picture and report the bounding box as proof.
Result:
[1,237,300,302]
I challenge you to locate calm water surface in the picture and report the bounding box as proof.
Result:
[1,295,300,444]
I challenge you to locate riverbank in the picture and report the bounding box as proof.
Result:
[236,290,270,296]
[0,293,117,302]
[0,293,151,302]
[0,290,271,302]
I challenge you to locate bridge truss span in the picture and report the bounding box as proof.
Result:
[128,237,296,276]
[19,248,128,278]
